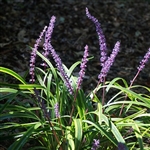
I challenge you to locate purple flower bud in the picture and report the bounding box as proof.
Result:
[137,48,150,71]
[42,16,56,67]
[91,139,100,150]
[118,143,127,150]
[29,26,47,83]
[77,45,89,89]
[98,41,120,82]
[54,102,60,118]
[86,7,107,67]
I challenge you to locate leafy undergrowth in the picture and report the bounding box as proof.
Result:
[0,63,150,150]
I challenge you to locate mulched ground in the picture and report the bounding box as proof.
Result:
[0,0,150,88]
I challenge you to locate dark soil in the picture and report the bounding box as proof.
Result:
[1,0,150,87]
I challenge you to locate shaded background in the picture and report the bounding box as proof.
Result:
[0,0,150,90]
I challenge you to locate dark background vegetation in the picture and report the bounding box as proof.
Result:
[0,0,150,90]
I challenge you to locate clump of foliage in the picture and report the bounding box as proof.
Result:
[0,7,150,150]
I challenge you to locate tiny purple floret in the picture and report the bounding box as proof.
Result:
[77,45,89,89]
[91,139,100,150]
[98,41,120,82]
[54,102,60,118]
[118,143,127,150]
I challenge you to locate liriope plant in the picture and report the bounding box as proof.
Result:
[0,7,150,150]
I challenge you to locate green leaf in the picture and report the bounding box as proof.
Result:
[74,119,82,149]
[8,122,41,150]
[0,87,18,93]
[0,82,44,90]
[0,91,19,113]
[36,51,58,81]
[132,123,143,150]
[83,119,118,146]
[0,67,26,84]
[0,105,40,121]
[106,77,129,92]
[65,126,75,150]
[76,90,86,120]
[63,61,80,77]
[106,84,150,108]
[0,67,38,93]
[102,114,125,144]
[93,94,103,125]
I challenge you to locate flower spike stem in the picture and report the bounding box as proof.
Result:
[54,103,64,136]
[93,41,120,106]
[69,45,89,125]
[34,89,62,149]
[119,48,150,116]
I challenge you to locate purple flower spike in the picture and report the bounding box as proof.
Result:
[42,16,56,67]
[77,45,89,89]
[48,44,74,95]
[42,16,73,95]
[29,26,47,83]
[86,7,107,67]
[137,48,150,71]
[130,48,150,86]
[91,139,100,150]
[98,41,120,82]
[54,102,60,118]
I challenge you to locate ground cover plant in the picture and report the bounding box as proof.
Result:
[0,7,150,150]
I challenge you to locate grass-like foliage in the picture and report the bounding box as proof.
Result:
[0,8,150,150]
